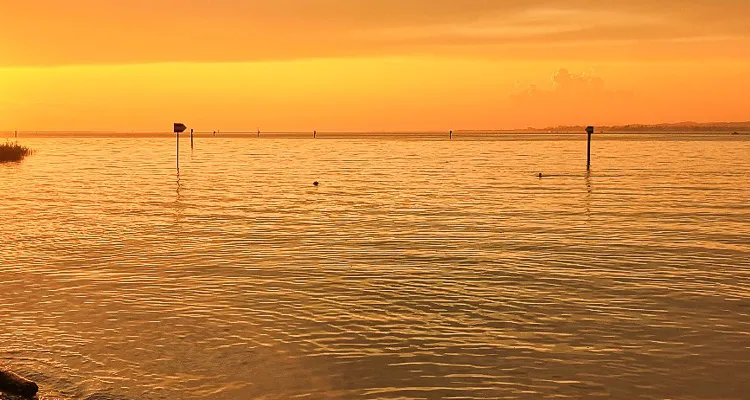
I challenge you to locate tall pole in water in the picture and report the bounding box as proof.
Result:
[450,130,453,140]
[174,123,187,171]
[190,129,194,149]
[314,130,316,138]
[14,130,17,139]
[586,126,594,171]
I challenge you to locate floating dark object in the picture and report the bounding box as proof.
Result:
[0,368,39,398]
[313,181,319,186]
[538,172,543,178]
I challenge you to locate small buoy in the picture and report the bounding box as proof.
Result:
[538,173,543,178]
[313,181,319,186]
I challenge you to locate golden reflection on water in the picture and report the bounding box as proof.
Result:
[1,134,749,400]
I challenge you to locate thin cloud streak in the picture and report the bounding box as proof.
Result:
[2,0,750,66]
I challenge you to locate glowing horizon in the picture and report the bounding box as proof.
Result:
[2,1,749,131]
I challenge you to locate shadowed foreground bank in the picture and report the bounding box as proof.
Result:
[0,142,33,162]
[0,394,61,400]
[0,368,38,400]
[0,394,49,400]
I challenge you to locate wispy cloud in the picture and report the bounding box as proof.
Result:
[1,0,750,66]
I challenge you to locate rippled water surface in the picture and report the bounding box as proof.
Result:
[1,134,749,400]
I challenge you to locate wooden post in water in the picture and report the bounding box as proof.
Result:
[450,130,453,140]
[257,128,260,138]
[174,123,187,170]
[314,130,317,138]
[14,130,17,139]
[190,128,194,149]
[586,127,592,170]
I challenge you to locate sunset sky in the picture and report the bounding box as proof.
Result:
[1,0,749,131]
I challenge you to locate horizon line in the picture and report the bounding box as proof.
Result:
[3,120,750,135]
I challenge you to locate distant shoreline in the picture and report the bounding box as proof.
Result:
[2,120,749,137]
[1,131,747,139]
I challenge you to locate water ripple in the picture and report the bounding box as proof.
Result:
[1,135,749,399]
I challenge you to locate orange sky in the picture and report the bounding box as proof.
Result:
[1,0,749,131]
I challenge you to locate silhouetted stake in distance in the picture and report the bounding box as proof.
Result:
[586,126,594,170]
[314,130,317,138]
[14,130,17,139]
[450,130,453,140]
[0,367,39,398]
[174,123,187,171]
[190,128,194,149]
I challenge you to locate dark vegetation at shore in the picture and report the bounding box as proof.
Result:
[0,142,33,162]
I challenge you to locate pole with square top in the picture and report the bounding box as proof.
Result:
[174,123,187,170]
[586,126,594,170]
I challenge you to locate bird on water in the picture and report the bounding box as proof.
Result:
[313,181,319,186]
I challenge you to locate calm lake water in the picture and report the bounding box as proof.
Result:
[1,133,749,400]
